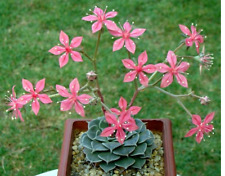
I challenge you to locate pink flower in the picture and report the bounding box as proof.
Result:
[156,50,190,88]
[49,31,83,68]
[109,22,146,54]
[111,97,141,116]
[82,7,118,33]
[20,79,52,115]
[179,24,204,54]
[185,112,215,143]
[7,86,26,121]
[56,78,92,117]
[100,111,138,144]
[123,51,156,86]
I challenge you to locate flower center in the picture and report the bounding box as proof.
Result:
[136,65,142,73]
[98,14,106,22]
[65,46,71,53]
[32,92,38,98]
[122,31,130,39]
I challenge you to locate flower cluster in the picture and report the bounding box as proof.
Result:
[6,6,216,144]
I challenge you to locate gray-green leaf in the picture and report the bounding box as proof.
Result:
[91,140,108,152]
[115,157,135,169]
[131,158,146,169]
[87,125,98,139]
[102,142,121,152]
[113,146,135,156]
[83,148,102,163]
[98,152,120,164]
[138,130,151,143]
[82,135,92,150]
[99,162,116,173]
[131,143,147,156]
[124,134,139,146]
[95,130,107,142]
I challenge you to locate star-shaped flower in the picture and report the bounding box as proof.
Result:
[123,51,156,86]
[111,97,141,116]
[49,31,83,68]
[179,24,204,54]
[20,79,53,115]
[109,22,146,54]
[56,78,92,117]
[156,50,190,88]
[7,86,26,121]
[82,7,118,33]
[100,111,138,144]
[185,112,215,143]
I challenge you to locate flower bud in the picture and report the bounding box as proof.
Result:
[199,96,210,105]
[86,71,97,81]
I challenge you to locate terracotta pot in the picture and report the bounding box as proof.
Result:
[57,119,176,176]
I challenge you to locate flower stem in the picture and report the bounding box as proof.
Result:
[80,51,93,61]
[174,43,185,53]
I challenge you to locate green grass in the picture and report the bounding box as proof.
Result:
[0,0,220,175]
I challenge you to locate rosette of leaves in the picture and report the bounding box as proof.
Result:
[80,116,156,173]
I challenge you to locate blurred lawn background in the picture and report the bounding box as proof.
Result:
[0,0,221,176]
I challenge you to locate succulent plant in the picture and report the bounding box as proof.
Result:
[80,116,156,173]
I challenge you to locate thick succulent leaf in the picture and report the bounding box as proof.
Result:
[88,118,100,129]
[140,123,147,132]
[126,131,137,139]
[113,146,135,156]
[102,141,121,152]
[99,162,116,173]
[135,119,144,131]
[141,146,153,158]
[138,130,151,143]
[124,134,139,146]
[83,148,102,162]
[107,136,117,141]
[80,133,86,143]
[99,118,109,130]
[146,138,154,146]
[95,130,108,142]
[82,135,92,150]
[115,157,135,169]
[131,158,146,169]
[91,140,108,152]
[98,152,120,164]
[87,125,98,139]
[131,143,147,156]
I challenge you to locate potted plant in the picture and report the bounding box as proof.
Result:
[5,6,216,176]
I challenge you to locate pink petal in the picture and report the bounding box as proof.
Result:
[192,115,202,126]
[138,50,148,66]
[93,7,103,16]
[122,118,138,131]
[82,15,98,21]
[185,127,198,137]
[74,101,85,117]
[116,128,126,144]
[56,85,70,97]
[123,22,132,32]
[195,35,204,43]
[196,131,203,143]
[77,94,92,104]
[122,59,136,69]
[118,97,127,111]
[119,111,131,124]
[108,25,122,36]
[100,127,116,137]
[125,39,136,54]
[92,21,103,33]
[105,112,118,124]
[12,85,16,98]
[70,51,83,62]
[105,11,118,18]
[22,79,34,92]
[69,78,80,95]
[138,72,149,86]
[70,37,83,48]
[110,108,121,115]
[38,94,52,104]
[17,110,24,122]
[113,38,125,52]
[191,25,197,35]
[104,20,116,30]
[204,124,213,133]
[160,72,173,88]
[176,62,190,72]
[185,38,193,46]
[195,41,200,54]
[204,112,215,124]
[167,50,177,68]
[60,99,73,111]
[124,71,137,82]
[142,64,156,73]
[129,106,141,115]
[48,46,65,55]
[59,53,69,68]
[179,24,191,36]
[35,78,45,93]
[32,99,40,115]
[175,73,188,88]
[59,30,69,46]
[130,28,146,38]
[18,94,33,104]
[155,63,170,73]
